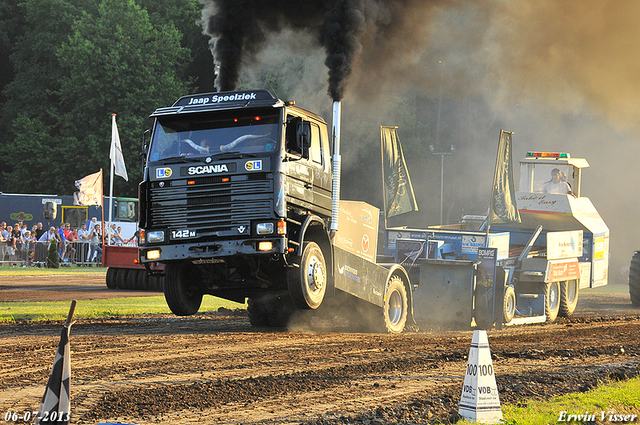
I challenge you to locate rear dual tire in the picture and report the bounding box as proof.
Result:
[247,294,296,328]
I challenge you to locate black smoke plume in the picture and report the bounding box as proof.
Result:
[201,0,395,100]
[320,0,365,100]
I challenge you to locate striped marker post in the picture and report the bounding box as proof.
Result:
[459,330,503,423]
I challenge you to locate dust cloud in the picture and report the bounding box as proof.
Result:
[204,0,640,283]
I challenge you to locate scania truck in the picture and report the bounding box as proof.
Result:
[137,90,413,332]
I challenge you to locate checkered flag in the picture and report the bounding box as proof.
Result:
[36,300,76,425]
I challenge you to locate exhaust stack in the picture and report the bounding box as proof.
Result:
[330,100,342,234]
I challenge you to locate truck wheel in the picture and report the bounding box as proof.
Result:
[503,285,516,323]
[247,297,270,327]
[115,268,128,289]
[106,267,118,289]
[559,280,579,317]
[288,242,327,310]
[542,282,560,322]
[629,251,640,307]
[383,275,408,334]
[164,264,203,316]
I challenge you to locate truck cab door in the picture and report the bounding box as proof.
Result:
[284,116,331,217]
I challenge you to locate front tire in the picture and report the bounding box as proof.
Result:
[288,242,327,309]
[164,264,203,316]
[629,251,640,307]
[383,275,408,334]
[559,280,579,317]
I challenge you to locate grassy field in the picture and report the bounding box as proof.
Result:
[458,378,640,424]
[0,265,108,276]
[0,296,246,322]
[0,266,245,322]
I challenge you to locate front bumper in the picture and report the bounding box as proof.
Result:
[139,236,286,263]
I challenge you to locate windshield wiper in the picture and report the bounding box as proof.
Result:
[212,151,257,160]
[161,156,200,164]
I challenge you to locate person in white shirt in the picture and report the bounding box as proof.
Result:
[542,168,573,195]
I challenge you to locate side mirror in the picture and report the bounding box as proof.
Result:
[141,128,151,166]
[296,121,311,152]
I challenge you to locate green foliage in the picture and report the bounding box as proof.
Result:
[47,240,60,268]
[53,0,191,194]
[0,0,26,105]
[0,0,207,196]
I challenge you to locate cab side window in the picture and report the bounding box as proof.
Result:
[310,123,322,165]
[285,116,301,155]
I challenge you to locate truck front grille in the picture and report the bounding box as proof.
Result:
[148,173,273,234]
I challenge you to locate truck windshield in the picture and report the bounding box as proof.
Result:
[148,109,281,162]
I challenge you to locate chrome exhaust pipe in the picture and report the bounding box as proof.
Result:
[330,100,342,234]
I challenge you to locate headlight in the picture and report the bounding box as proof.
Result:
[258,241,273,251]
[147,230,165,243]
[146,249,161,260]
[256,222,274,235]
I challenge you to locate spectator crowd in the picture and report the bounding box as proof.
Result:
[0,218,134,267]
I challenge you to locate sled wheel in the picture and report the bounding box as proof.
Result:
[383,275,408,334]
[126,269,141,290]
[115,267,128,289]
[559,280,579,317]
[164,264,203,316]
[288,242,327,309]
[136,270,148,290]
[106,267,118,289]
[542,281,560,322]
[503,285,516,323]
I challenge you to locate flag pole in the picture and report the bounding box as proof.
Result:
[65,300,77,327]
[100,168,105,266]
[108,114,116,230]
[380,126,389,231]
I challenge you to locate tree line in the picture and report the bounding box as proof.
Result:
[0,0,215,197]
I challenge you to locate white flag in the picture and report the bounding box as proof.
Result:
[110,114,128,181]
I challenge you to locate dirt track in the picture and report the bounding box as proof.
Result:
[1,274,639,424]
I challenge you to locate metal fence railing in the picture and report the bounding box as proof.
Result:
[0,240,135,268]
